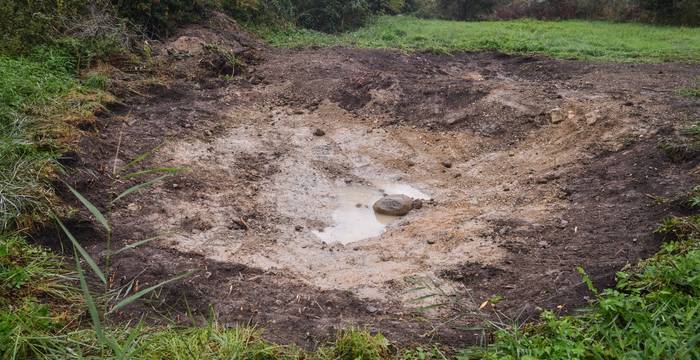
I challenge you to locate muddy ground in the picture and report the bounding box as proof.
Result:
[36,13,700,349]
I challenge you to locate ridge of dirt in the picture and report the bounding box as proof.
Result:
[36,16,700,349]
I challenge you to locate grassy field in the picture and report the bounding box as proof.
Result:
[257,16,700,63]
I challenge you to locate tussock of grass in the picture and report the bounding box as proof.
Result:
[0,235,83,359]
[256,16,700,63]
[317,329,391,360]
[136,325,289,360]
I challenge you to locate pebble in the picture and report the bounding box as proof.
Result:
[313,128,325,136]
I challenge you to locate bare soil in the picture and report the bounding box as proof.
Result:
[37,13,700,349]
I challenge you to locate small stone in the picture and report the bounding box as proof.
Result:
[441,161,453,168]
[355,203,363,208]
[313,128,325,136]
[549,108,565,124]
[427,239,436,245]
[366,305,378,313]
[412,199,424,210]
[294,225,303,232]
[586,110,605,125]
[373,194,413,216]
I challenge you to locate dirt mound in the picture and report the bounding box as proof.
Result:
[49,14,700,349]
[148,12,265,80]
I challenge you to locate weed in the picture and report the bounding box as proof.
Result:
[680,79,700,98]
[400,346,448,360]
[659,120,700,163]
[83,74,108,90]
[317,328,391,360]
[201,43,243,76]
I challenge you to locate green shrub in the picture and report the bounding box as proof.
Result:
[112,0,209,37]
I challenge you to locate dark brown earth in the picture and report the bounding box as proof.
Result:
[33,13,700,350]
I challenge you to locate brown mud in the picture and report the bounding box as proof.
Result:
[35,13,700,349]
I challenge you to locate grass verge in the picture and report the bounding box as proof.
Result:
[255,16,700,63]
[0,50,111,230]
[460,215,700,359]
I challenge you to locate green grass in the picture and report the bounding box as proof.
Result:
[256,16,700,63]
[460,214,700,359]
[0,50,110,230]
[680,79,700,98]
[0,234,84,359]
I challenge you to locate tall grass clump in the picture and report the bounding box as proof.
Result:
[0,49,112,231]
[0,234,86,359]
[0,54,74,230]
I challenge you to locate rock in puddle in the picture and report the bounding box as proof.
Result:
[373,194,414,216]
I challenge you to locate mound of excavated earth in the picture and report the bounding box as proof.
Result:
[51,13,699,348]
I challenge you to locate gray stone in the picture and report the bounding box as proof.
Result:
[549,107,565,124]
[373,194,413,216]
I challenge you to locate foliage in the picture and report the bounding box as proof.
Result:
[112,0,209,37]
[409,0,700,26]
[0,0,127,62]
[258,16,700,63]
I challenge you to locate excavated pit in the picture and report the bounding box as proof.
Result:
[52,15,700,348]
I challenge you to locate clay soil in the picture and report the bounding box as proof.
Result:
[37,14,700,349]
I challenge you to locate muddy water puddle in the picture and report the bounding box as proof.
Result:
[313,183,430,245]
